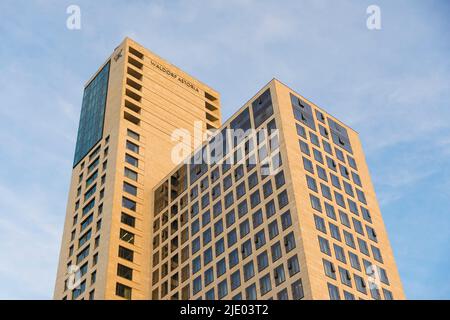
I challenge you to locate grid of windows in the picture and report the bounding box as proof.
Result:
[291,93,391,300]
[151,95,304,300]
[64,135,110,300]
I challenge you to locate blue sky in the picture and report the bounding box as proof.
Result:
[0,0,449,299]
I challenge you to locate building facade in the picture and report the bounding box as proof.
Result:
[54,38,221,300]
[55,38,405,300]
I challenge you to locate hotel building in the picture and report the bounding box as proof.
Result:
[54,38,405,300]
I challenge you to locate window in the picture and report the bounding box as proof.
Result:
[334,244,346,263]
[354,275,367,294]
[339,211,350,227]
[216,258,226,277]
[126,140,139,154]
[244,261,255,281]
[257,251,269,272]
[78,229,92,248]
[263,181,273,198]
[356,189,367,204]
[379,267,390,285]
[192,237,201,254]
[281,211,292,230]
[122,197,136,211]
[265,200,276,219]
[302,157,314,173]
[288,255,300,276]
[76,245,90,264]
[241,239,252,259]
[250,190,261,208]
[84,184,97,202]
[248,172,258,189]
[334,192,346,208]
[271,242,282,262]
[314,215,326,233]
[117,264,133,280]
[348,199,359,215]
[317,166,328,181]
[366,226,378,242]
[277,289,289,300]
[226,210,235,227]
[328,283,340,300]
[124,167,138,181]
[296,123,307,138]
[361,207,372,223]
[252,209,263,228]
[313,148,324,163]
[82,199,95,216]
[358,238,370,256]
[116,283,132,299]
[349,252,361,270]
[229,249,239,268]
[324,203,336,220]
[310,194,322,212]
[275,171,285,189]
[193,256,201,274]
[292,280,304,300]
[230,270,241,291]
[127,129,140,141]
[239,219,250,238]
[227,229,237,247]
[371,246,384,263]
[306,175,318,192]
[193,276,202,295]
[339,267,352,287]
[274,264,286,286]
[214,219,224,236]
[124,154,138,168]
[323,259,336,279]
[120,228,134,244]
[383,288,394,300]
[215,238,225,256]
[72,280,86,299]
[245,284,257,300]
[278,190,289,209]
[205,267,214,286]
[284,232,296,252]
[268,221,279,239]
[254,230,266,249]
[343,230,356,248]
[329,223,341,241]
[321,184,332,200]
[218,279,228,299]
[123,182,137,196]
[318,236,331,255]
[344,291,355,300]
[299,140,310,155]
[259,274,272,295]
[329,173,340,190]
[119,246,134,262]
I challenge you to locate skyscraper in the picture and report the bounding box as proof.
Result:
[55,38,405,300]
[54,38,221,300]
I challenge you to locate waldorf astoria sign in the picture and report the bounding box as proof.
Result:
[149,59,200,93]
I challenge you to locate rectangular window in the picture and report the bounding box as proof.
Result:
[116,283,132,299]
[117,264,133,280]
[127,129,140,141]
[124,168,138,181]
[122,197,136,211]
[123,182,137,196]
[125,154,138,167]
[126,140,139,154]
[120,228,135,244]
[121,212,136,228]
